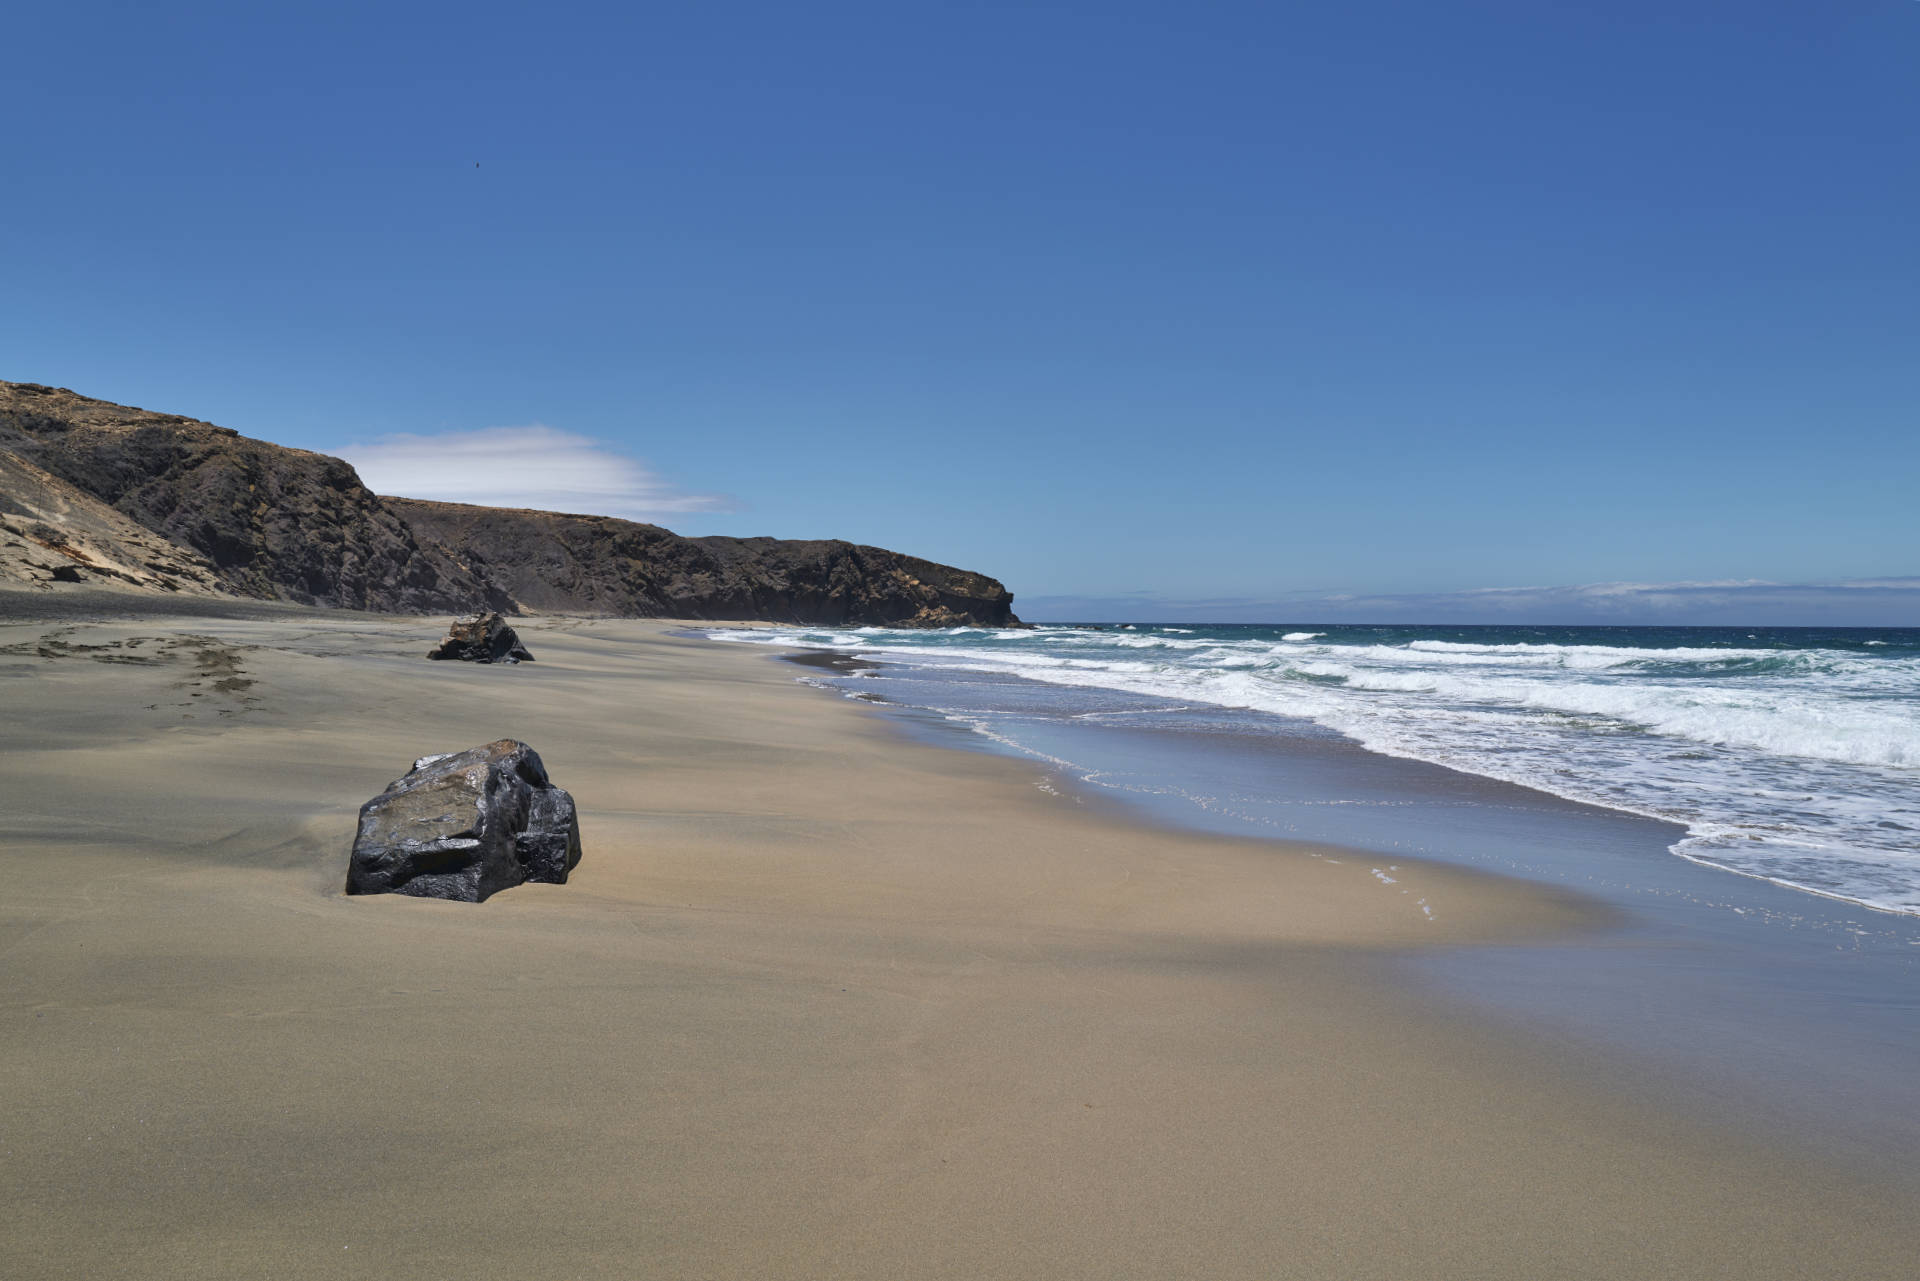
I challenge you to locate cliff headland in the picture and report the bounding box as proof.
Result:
[0,380,1019,626]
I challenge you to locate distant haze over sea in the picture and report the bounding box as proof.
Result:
[1020,578,1920,627]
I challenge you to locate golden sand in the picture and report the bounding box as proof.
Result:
[2,608,1913,1278]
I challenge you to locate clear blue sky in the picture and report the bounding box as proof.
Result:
[5,1,1916,621]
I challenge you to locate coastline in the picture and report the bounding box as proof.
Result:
[4,604,1918,1278]
[771,638,1920,1175]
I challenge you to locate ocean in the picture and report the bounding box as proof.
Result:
[710,622,1920,917]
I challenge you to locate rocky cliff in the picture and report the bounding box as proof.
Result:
[388,498,1020,627]
[0,382,500,612]
[0,381,1019,625]
[0,449,230,595]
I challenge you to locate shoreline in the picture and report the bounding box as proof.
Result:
[764,636,1920,1176]
[4,604,1918,1277]
[715,618,1920,920]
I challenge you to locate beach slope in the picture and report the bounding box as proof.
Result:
[1,603,1914,1279]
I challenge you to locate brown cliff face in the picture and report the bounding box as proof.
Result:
[0,449,230,595]
[0,381,1020,626]
[387,498,1021,627]
[0,382,501,612]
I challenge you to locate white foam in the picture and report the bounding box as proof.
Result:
[1290,663,1918,769]
[702,625,1920,915]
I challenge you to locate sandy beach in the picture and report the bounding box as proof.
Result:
[3,601,1916,1279]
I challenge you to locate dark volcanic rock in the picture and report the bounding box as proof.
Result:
[428,611,534,663]
[344,740,582,903]
[387,498,1021,627]
[0,381,505,612]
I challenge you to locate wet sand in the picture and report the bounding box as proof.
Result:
[799,655,1920,1175]
[3,601,1917,1278]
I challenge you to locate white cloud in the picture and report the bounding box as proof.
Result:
[334,425,733,522]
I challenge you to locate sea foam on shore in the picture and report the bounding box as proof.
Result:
[712,623,1920,915]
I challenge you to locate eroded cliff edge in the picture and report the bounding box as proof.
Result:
[0,381,1019,625]
[388,498,1018,627]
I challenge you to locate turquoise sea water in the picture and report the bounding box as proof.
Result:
[713,623,1920,917]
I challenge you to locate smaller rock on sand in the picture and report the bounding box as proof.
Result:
[427,611,533,664]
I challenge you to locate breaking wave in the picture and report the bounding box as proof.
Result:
[709,623,1920,915]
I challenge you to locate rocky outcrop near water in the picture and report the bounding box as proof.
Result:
[428,611,534,663]
[345,740,583,903]
[388,498,1021,627]
[0,380,1020,626]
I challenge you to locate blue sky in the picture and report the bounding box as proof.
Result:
[5,1,1916,622]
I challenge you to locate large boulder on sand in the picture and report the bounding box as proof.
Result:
[428,612,533,663]
[345,740,582,902]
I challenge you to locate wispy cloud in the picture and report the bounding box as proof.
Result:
[1020,578,1920,626]
[334,426,734,522]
